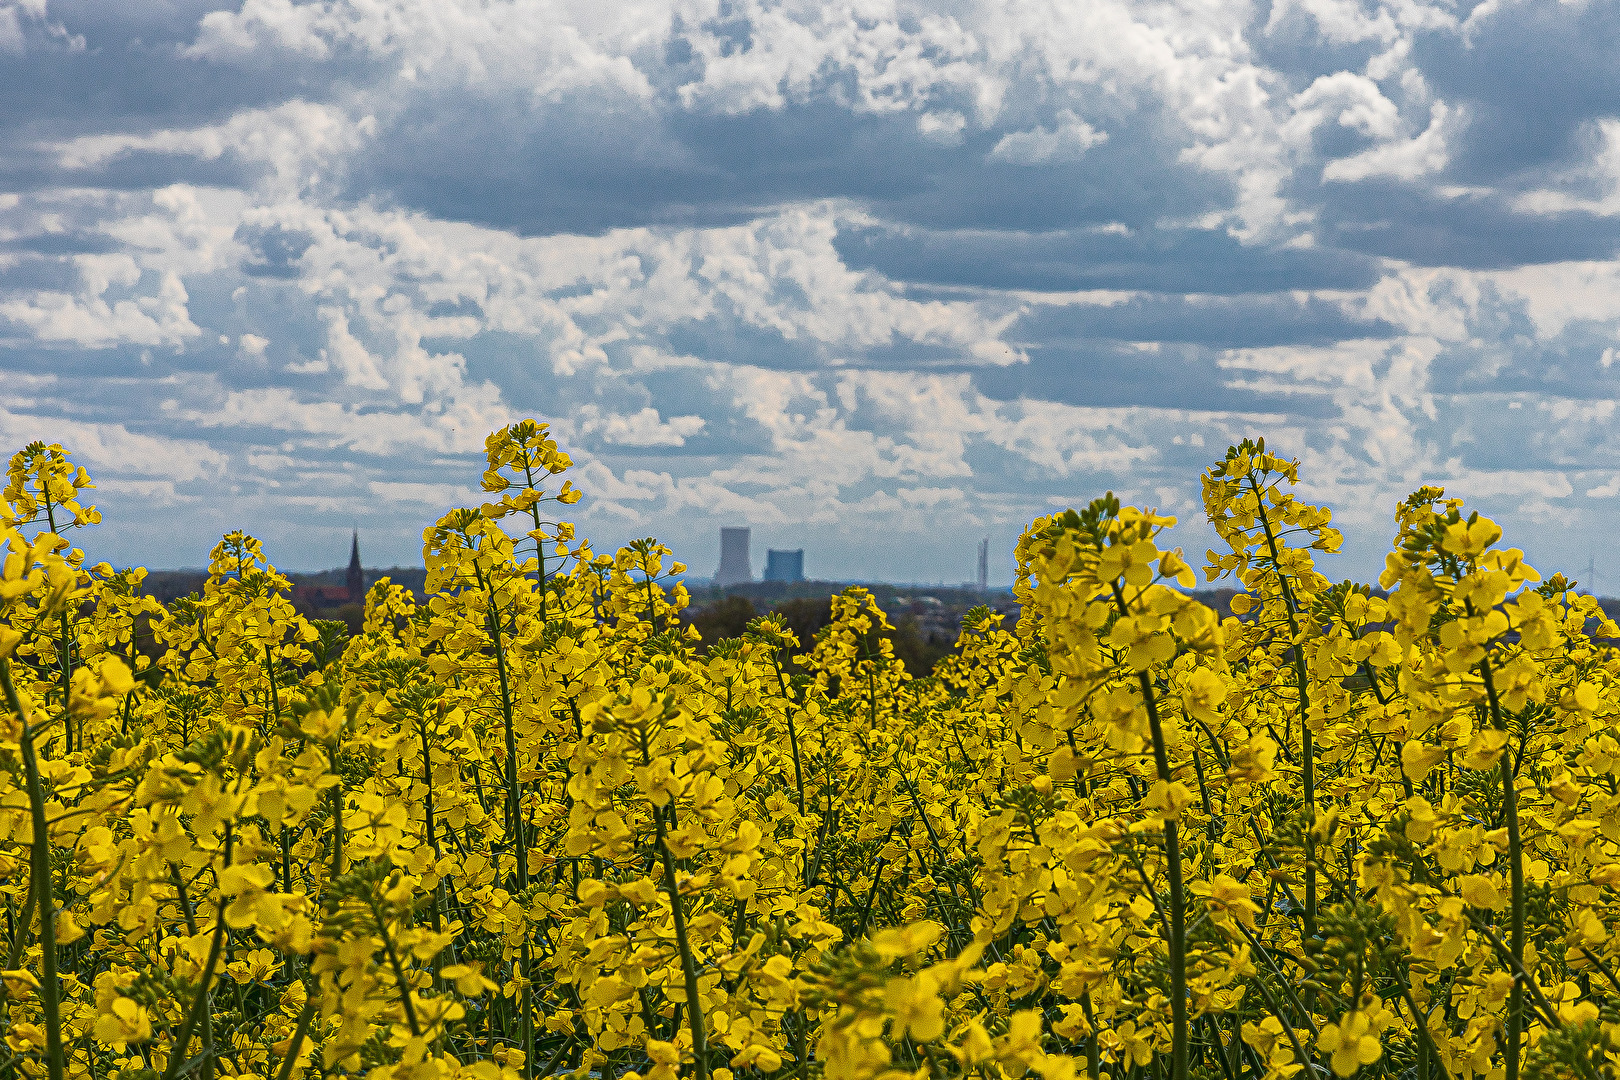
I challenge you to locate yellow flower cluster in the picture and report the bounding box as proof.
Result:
[1,427,1618,1080]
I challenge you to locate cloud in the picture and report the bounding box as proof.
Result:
[0,260,200,347]
[0,406,227,483]
[1587,475,1620,499]
[0,0,83,55]
[578,405,706,447]
[988,112,1107,165]
[1513,119,1620,218]
[0,7,23,54]
[53,101,372,178]
[1322,101,1459,183]
[2,0,1620,583]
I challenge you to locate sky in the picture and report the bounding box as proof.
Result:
[4,0,1620,589]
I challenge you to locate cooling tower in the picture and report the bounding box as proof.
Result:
[715,527,753,585]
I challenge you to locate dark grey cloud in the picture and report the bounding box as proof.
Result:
[236,222,317,279]
[1425,294,1620,402]
[347,88,1223,241]
[663,317,833,371]
[1250,10,1390,97]
[971,341,1340,416]
[0,344,159,379]
[0,254,94,292]
[1311,182,1620,269]
[1013,293,1399,349]
[836,223,1383,294]
[44,1,237,43]
[9,150,258,194]
[1239,4,1620,274]
[0,229,123,255]
[0,37,307,148]
[1414,1,1620,184]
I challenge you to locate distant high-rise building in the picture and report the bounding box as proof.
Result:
[347,530,364,602]
[976,538,989,591]
[764,549,805,583]
[715,527,753,585]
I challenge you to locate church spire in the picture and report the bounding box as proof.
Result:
[347,530,363,603]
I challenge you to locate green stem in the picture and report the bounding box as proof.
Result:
[274,995,318,1080]
[1242,957,1312,1076]
[1080,993,1100,1080]
[520,461,550,623]
[330,783,345,880]
[264,645,281,729]
[640,728,710,1080]
[1480,654,1525,1080]
[40,498,72,757]
[1398,983,1451,1080]
[4,869,35,973]
[1247,475,1316,939]
[2,660,63,1080]
[1234,922,1318,1038]
[855,829,896,942]
[56,614,72,753]
[161,897,228,1080]
[475,573,526,891]
[474,570,534,1080]
[1110,575,1185,1080]
[768,654,806,817]
[168,867,216,1080]
[1139,669,1187,1080]
[367,895,422,1038]
[419,716,444,991]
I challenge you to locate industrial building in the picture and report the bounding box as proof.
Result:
[764,549,805,583]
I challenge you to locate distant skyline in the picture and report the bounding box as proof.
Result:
[6,2,1620,589]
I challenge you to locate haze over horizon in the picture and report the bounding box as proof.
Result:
[7,1,1620,589]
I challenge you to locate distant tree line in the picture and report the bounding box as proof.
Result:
[684,594,957,675]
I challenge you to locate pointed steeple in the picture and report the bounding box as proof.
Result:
[346,530,363,603]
